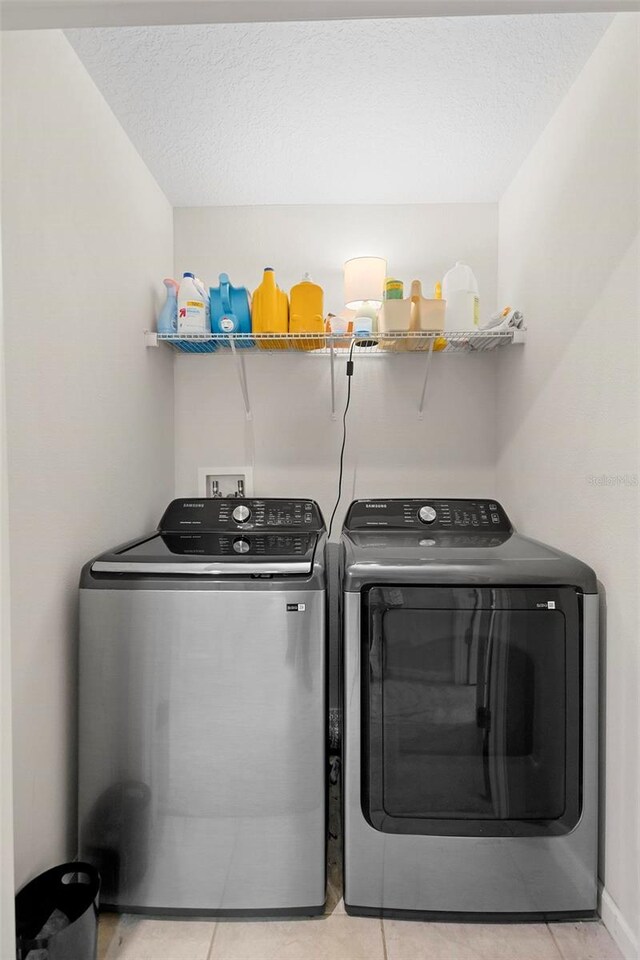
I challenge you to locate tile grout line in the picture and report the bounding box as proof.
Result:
[546,921,568,960]
[206,920,219,960]
[380,917,389,960]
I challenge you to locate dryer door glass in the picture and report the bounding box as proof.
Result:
[362,586,582,837]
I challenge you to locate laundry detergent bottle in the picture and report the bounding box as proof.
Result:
[177,272,210,334]
[289,273,324,350]
[252,267,289,349]
[157,278,178,335]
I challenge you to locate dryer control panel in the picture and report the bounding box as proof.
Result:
[160,498,325,533]
[344,499,512,533]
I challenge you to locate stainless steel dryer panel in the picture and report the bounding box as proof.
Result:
[78,586,326,914]
[343,591,599,917]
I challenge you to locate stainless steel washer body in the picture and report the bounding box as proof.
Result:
[79,498,326,916]
[341,498,598,920]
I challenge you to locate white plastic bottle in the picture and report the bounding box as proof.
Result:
[177,272,210,334]
[442,262,479,331]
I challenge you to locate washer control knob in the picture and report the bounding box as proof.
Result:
[232,504,251,523]
[233,538,250,554]
[418,505,437,524]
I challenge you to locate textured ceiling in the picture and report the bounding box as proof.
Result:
[66,14,611,206]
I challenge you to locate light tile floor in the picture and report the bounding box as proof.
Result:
[98,788,623,960]
[98,912,623,960]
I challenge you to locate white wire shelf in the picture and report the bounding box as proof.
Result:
[145,328,524,421]
[145,329,524,354]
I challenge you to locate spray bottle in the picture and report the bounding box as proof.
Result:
[157,278,179,335]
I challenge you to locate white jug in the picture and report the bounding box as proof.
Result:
[442,262,479,331]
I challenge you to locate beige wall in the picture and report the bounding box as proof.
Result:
[1,30,175,889]
[496,15,640,957]
[173,203,500,528]
[0,31,16,959]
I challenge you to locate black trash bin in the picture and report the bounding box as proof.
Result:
[15,862,100,960]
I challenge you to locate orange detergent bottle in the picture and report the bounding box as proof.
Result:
[252,267,289,349]
[289,273,325,350]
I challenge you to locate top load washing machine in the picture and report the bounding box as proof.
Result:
[79,498,326,917]
[341,498,598,920]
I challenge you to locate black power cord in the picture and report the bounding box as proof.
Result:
[328,339,357,539]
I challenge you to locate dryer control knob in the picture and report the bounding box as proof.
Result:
[233,538,250,554]
[418,505,437,524]
[232,504,251,523]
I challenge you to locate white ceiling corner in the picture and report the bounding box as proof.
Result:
[65,13,612,206]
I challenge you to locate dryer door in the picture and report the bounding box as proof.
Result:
[362,586,582,837]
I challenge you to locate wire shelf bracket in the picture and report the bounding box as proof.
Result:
[228,337,252,421]
[417,337,435,420]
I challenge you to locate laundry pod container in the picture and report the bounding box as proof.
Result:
[210,273,253,348]
[252,267,289,349]
[15,862,100,960]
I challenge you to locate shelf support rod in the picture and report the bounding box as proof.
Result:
[229,339,252,421]
[417,338,435,420]
[330,341,337,420]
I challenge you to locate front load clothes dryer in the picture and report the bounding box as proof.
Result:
[340,499,598,920]
[78,498,326,916]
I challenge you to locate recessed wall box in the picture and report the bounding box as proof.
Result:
[198,466,254,499]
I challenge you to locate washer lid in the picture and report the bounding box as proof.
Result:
[91,532,318,576]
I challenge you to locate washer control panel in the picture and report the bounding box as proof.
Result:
[157,532,317,558]
[344,499,512,533]
[160,498,324,534]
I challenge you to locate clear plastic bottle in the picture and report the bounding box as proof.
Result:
[442,261,479,331]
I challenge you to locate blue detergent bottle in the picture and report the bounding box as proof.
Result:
[157,278,178,335]
[210,272,253,348]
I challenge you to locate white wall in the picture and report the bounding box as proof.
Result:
[174,204,500,527]
[496,14,640,957]
[1,30,175,889]
[0,33,16,959]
